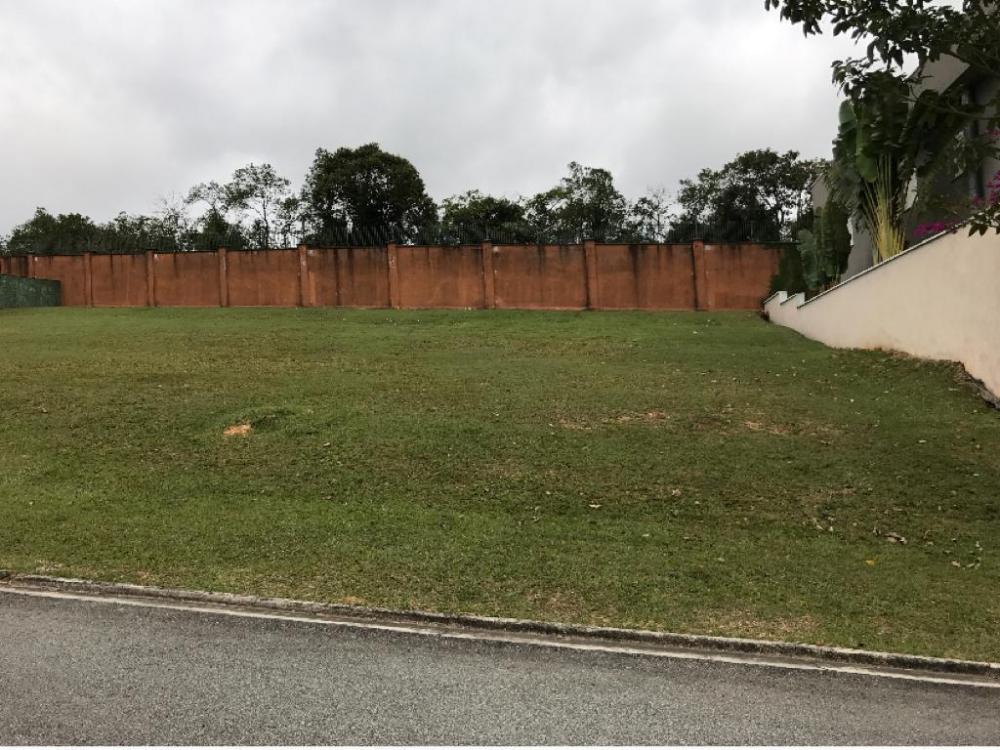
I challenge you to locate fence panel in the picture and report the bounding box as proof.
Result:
[92,253,149,307]
[593,244,697,310]
[152,251,221,307]
[397,245,486,309]
[702,244,781,310]
[31,256,88,306]
[1,242,783,311]
[334,247,390,308]
[0,274,61,308]
[492,244,588,310]
[226,249,301,307]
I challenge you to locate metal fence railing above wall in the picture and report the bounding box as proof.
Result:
[0,219,790,257]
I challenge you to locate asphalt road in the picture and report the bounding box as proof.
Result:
[1,589,998,745]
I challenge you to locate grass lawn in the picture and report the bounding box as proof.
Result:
[1,308,998,660]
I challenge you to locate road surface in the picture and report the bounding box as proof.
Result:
[1,588,997,744]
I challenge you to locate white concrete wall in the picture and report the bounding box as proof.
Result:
[975,76,1000,192]
[765,228,1000,397]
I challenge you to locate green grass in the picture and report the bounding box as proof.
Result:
[1,308,998,660]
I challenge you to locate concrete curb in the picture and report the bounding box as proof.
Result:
[2,571,998,681]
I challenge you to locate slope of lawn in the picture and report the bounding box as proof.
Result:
[1,308,998,660]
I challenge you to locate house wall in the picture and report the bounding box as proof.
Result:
[974,76,1000,194]
[765,228,1000,398]
[843,219,875,280]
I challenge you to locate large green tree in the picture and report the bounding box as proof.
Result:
[301,143,437,243]
[185,181,246,250]
[797,200,853,289]
[224,163,292,249]
[624,188,673,243]
[100,211,185,252]
[438,190,529,243]
[670,149,824,241]
[2,208,99,254]
[522,162,630,242]
[1,208,190,254]
[765,0,1000,235]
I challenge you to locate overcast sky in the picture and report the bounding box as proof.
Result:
[0,0,862,233]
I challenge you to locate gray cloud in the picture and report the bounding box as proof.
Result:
[0,0,860,231]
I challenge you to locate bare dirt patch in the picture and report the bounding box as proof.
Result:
[743,419,791,435]
[700,611,821,641]
[557,411,671,431]
[610,410,671,425]
[697,412,842,439]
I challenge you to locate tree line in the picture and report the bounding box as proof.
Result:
[0,144,823,255]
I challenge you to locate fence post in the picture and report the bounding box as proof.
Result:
[84,252,94,307]
[333,248,342,308]
[387,241,401,309]
[217,247,228,308]
[297,244,309,307]
[481,241,496,309]
[27,255,36,279]
[691,240,707,311]
[583,240,599,310]
[146,251,156,307]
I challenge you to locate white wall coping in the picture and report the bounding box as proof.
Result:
[795,223,971,310]
[779,292,805,307]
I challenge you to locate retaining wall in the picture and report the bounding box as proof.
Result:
[0,241,781,312]
[764,228,1000,397]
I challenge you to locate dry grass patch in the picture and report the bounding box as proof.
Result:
[698,611,822,642]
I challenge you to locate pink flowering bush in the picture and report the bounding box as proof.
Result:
[986,168,1000,205]
[912,220,957,241]
[912,168,1000,240]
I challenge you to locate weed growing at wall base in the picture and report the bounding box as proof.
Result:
[0,308,998,660]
